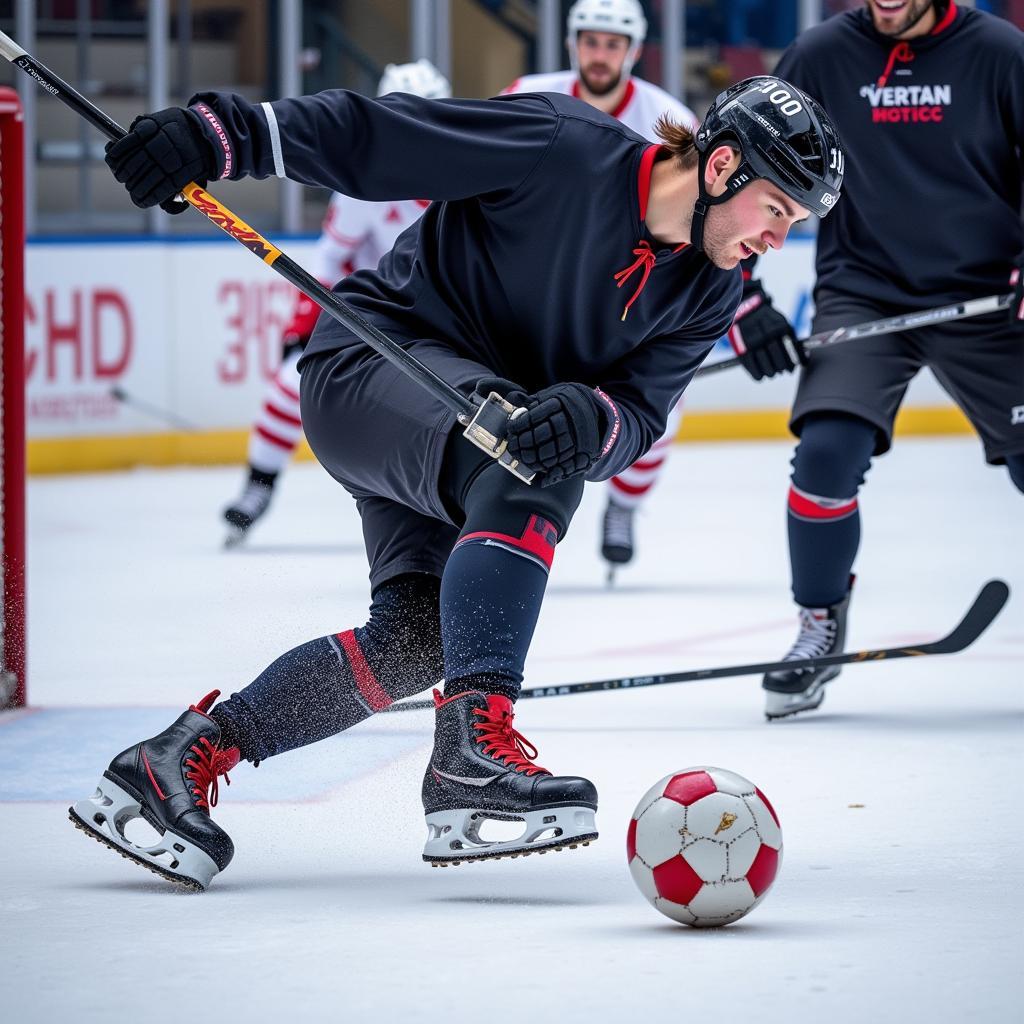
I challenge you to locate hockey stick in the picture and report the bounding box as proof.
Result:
[0,30,532,483]
[384,578,1010,711]
[110,386,200,431]
[695,293,1012,378]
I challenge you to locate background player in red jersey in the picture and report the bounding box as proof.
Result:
[502,0,695,137]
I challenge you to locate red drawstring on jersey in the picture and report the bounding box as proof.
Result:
[614,241,657,321]
[877,41,914,87]
[877,2,957,86]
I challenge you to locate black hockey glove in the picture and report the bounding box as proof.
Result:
[474,378,612,487]
[1009,256,1024,322]
[104,107,218,214]
[727,280,802,381]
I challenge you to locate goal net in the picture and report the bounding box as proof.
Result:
[0,86,25,709]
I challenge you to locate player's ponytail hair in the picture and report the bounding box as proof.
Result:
[654,114,699,170]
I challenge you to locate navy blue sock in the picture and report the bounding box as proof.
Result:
[438,443,584,701]
[211,574,442,763]
[441,513,558,702]
[788,413,877,608]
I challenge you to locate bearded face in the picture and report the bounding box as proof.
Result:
[576,30,632,97]
[700,199,751,270]
[579,62,623,98]
[866,0,938,38]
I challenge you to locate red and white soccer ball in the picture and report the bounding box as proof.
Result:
[627,766,783,927]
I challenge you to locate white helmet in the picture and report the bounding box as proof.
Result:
[566,0,648,75]
[377,58,451,99]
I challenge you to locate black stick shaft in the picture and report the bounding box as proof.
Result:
[110,386,199,431]
[384,579,1009,712]
[0,34,474,422]
[696,293,1012,378]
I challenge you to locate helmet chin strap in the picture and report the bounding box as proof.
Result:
[689,194,709,253]
[690,151,726,253]
[690,149,756,253]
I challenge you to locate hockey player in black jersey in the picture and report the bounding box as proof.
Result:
[723,0,1024,720]
[70,78,843,887]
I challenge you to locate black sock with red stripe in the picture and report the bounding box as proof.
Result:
[210,573,442,763]
[788,413,876,608]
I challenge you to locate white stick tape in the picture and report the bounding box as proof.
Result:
[0,30,27,63]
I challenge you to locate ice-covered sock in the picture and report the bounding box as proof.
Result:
[211,574,442,763]
[441,514,557,701]
[443,672,519,703]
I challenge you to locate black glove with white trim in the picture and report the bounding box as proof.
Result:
[727,280,802,380]
[474,378,614,487]
[104,107,217,213]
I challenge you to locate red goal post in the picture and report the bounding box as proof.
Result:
[0,86,25,708]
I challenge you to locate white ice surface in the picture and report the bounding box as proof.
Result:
[2,436,1022,1022]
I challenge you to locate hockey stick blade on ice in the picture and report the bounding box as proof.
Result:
[0,30,533,483]
[696,293,1012,378]
[385,579,1010,711]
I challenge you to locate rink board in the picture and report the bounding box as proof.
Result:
[24,235,967,473]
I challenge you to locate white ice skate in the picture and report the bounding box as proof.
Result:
[763,588,851,720]
[223,474,275,548]
[423,805,599,865]
[70,775,222,890]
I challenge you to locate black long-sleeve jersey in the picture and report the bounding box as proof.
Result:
[187,89,741,479]
[774,4,1024,309]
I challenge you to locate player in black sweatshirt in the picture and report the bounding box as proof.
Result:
[69,79,842,885]
[722,1,1024,720]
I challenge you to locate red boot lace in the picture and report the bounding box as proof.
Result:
[472,696,550,777]
[184,738,240,810]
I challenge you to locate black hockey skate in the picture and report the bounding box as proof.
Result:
[223,468,276,547]
[601,500,634,583]
[69,690,239,890]
[763,585,852,720]
[422,689,598,865]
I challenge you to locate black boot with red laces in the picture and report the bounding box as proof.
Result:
[422,688,598,865]
[70,690,239,890]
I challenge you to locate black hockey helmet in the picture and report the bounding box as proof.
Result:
[690,76,844,251]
